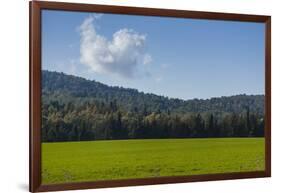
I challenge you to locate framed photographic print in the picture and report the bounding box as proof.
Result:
[30,1,271,192]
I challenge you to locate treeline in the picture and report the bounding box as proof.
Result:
[42,100,264,142]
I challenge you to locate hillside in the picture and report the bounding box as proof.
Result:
[42,70,264,115]
[41,70,265,142]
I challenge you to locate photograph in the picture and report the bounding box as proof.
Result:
[41,9,266,185]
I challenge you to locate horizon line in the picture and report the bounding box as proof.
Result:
[42,69,265,101]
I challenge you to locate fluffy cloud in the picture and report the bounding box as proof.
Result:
[79,15,152,79]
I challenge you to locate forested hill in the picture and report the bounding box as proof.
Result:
[42,70,265,141]
[42,70,264,115]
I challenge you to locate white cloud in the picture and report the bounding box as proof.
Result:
[92,13,103,19]
[79,15,152,79]
[143,54,152,65]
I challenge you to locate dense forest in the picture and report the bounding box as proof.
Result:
[42,70,265,142]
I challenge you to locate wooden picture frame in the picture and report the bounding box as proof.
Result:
[30,1,271,192]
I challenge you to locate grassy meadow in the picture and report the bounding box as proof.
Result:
[42,138,265,184]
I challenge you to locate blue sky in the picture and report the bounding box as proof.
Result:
[42,10,265,100]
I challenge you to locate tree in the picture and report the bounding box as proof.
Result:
[207,114,214,137]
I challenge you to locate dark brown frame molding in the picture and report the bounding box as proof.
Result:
[30,1,271,192]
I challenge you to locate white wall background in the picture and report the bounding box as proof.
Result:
[0,0,280,192]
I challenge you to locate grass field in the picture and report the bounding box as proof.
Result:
[42,138,265,184]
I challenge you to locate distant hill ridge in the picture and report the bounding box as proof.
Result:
[42,70,264,115]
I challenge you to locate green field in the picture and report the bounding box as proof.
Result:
[42,138,265,184]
